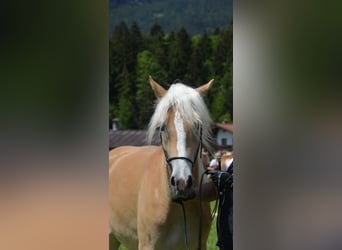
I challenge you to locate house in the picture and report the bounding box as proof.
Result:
[212,122,233,151]
[109,118,160,150]
[109,119,233,152]
[109,129,160,150]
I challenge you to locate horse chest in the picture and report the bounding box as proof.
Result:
[153,203,200,249]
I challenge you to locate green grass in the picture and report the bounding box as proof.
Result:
[207,201,218,250]
[118,245,127,250]
[118,201,218,250]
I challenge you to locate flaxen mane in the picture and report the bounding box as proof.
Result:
[147,82,213,152]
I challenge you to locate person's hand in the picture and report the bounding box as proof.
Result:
[207,166,218,171]
[207,170,233,190]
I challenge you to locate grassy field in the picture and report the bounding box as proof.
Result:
[117,201,218,250]
[206,208,218,250]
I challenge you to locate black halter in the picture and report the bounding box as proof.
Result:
[160,126,202,170]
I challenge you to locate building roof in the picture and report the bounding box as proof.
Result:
[215,122,233,133]
[109,130,160,149]
[109,122,233,150]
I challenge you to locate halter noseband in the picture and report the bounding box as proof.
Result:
[160,126,202,169]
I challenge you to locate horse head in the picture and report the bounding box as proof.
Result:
[148,76,214,201]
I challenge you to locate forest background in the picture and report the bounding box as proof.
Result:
[109,0,233,129]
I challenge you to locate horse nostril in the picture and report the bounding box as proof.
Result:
[170,176,176,186]
[188,176,193,187]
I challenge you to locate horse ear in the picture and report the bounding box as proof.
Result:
[196,79,214,95]
[149,76,166,100]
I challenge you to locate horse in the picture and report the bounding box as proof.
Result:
[109,76,215,250]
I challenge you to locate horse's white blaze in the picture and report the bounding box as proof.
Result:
[173,110,190,181]
[174,111,186,157]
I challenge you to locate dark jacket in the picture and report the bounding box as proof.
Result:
[216,163,233,250]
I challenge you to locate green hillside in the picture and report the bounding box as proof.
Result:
[109,0,233,35]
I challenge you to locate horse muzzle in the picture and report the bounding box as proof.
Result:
[170,175,193,190]
[171,187,196,202]
[170,175,195,201]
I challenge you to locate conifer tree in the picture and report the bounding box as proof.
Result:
[129,21,144,75]
[186,32,213,86]
[150,23,164,38]
[109,21,130,107]
[115,64,137,128]
[109,21,142,129]
[210,29,233,122]
[135,50,167,128]
[212,28,232,76]
[149,23,168,74]
[168,27,192,82]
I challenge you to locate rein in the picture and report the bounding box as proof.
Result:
[174,200,190,250]
[197,170,207,250]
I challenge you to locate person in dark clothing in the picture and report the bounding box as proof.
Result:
[208,163,233,250]
[197,150,233,250]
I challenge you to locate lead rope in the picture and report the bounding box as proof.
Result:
[177,170,205,250]
[176,200,190,250]
[198,170,207,250]
[177,145,204,250]
[210,158,221,220]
